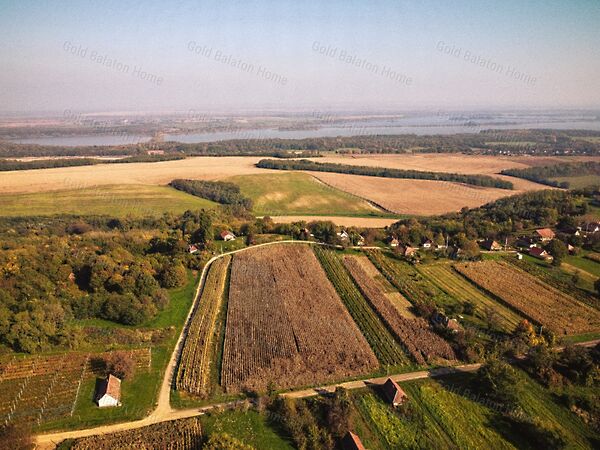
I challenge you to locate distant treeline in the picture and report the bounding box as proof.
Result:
[169,179,253,210]
[257,158,515,190]
[501,161,600,188]
[2,129,599,159]
[0,153,186,171]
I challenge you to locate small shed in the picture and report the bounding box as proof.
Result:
[341,431,366,450]
[481,239,502,251]
[382,378,408,407]
[95,374,122,408]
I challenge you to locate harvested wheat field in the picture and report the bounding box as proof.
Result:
[314,154,600,176]
[0,156,269,194]
[221,244,378,392]
[310,172,524,216]
[455,260,600,335]
[270,216,398,227]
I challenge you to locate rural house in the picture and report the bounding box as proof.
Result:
[422,239,433,249]
[95,374,122,408]
[389,237,399,247]
[534,228,555,242]
[402,245,418,258]
[337,230,350,241]
[220,230,236,241]
[382,378,407,407]
[529,247,553,261]
[481,239,502,251]
[341,431,366,450]
[187,244,199,254]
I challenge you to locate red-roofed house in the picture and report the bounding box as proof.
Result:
[535,228,555,242]
[95,374,122,408]
[341,431,366,450]
[382,378,408,407]
[220,230,236,241]
[529,247,553,261]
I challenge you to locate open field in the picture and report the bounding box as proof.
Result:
[269,215,399,227]
[551,175,600,188]
[314,154,600,177]
[313,247,412,368]
[455,260,600,335]
[309,172,541,216]
[0,153,581,218]
[220,244,378,392]
[343,255,455,364]
[226,172,385,216]
[418,262,524,332]
[0,156,268,195]
[0,185,216,217]
[355,371,598,449]
[176,256,231,397]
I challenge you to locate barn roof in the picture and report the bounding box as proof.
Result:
[341,431,366,450]
[382,377,407,405]
[97,374,121,401]
[535,228,555,239]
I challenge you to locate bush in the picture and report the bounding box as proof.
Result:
[104,350,136,380]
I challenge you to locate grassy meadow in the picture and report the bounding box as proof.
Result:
[225,172,389,217]
[0,185,216,217]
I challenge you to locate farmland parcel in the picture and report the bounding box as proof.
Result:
[221,245,378,392]
[455,260,600,335]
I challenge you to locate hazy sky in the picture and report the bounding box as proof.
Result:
[1,0,599,113]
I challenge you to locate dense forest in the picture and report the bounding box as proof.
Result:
[1,129,599,159]
[256,158,515,189]
[169,179,253,210]
[501,161,600,188]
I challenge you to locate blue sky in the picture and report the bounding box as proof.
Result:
[1,0,599,112]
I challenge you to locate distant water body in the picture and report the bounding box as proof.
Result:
[10,115,600,147]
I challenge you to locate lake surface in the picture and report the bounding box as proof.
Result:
[9,114,600,146]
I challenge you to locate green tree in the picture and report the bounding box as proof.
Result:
[159,261,187,288]
[545,239,567,266]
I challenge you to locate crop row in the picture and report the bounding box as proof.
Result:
[455,261,600,335]
[365,250,442,306]
[418,263,523,332]
[71,417,203,449]
[221,245,378,392]
[176,256,231,396]
[313,247,411,367]
[343,256,455,364]
[503,255,600,310]
[0,348,150,425]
